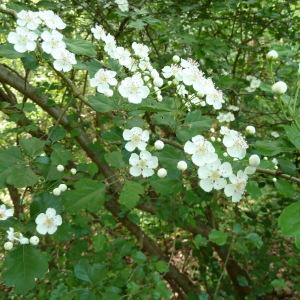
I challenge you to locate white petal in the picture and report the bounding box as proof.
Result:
[142,168,154,177]
[184,141,196,154]
[129,166,142,177]
[125,141,136,152]
[200,178,214,192]
[129,153,139,166]
[36,224,48,235]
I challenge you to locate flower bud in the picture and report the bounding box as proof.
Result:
[53,187,61,196]
[70,168,77,175]
[157,168,167,178]
[246,125,256,135]
[58,183,67,192]
[154,140,164,150]
[4,241,13,251]
[272,81,287,94]
[266,50,278,60]
[56,164,64,172]
[172,55,180,63]
[30,236,39,246]
[249,154,260,167]
[177,161,187,171]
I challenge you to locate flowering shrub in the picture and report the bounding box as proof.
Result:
[0,0,299,299]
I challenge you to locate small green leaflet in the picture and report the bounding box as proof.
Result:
[119,181,144,209]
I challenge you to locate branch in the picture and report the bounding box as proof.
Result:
[0,6,17,18]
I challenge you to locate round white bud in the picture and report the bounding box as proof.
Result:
[274,165,278,170]
[245,166,256,175]
[249,154,260,167]
[210,128,215,133]
[153,77,163,87]
[53,187,61,196]
[223,152,228,157]
[154,140,165,150]
[56,164,64,172]
[210,136,216,142]
[263,156,268,161]
[4,241,13,251]
[30,236,39,246]
[272,177,277,182]
[272,81,287,95]
[246,126,256,135]
[19,237,29,245]
[266,50,278,60]
[157,168,167,178]
[143,75,150,82]
[157,95,163,102]
[177,160,187,171]
[58,183,67,192]
[217,137,221,142]
[70,168,77,175]
[172,55,180,63]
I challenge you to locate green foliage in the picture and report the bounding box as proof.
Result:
[208,230,228,246]
[119,181,144,209]
[3,246,49,293]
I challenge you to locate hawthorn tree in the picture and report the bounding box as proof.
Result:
[0,0,299,299]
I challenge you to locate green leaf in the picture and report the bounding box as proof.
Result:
[50,144,72,165]
[119,181,144,209]
[21,53,38,70]
[254,140,292,156]
[63,179,106,212]
[88,94,116,112]
[278,201,300,236]
[284,125,300,149]
[20,137,45,157]
[7,165,39,188]
[104,151,126,168]
[208,230,228,246]
[194,234,208,248]
[3,246,49,293]
[155,261,169,273]
[74,260,107,284]
[246,233,263,249]
[271,278,286,290]
[0,44,26,59]
[246,181,262,199]
[275,179,295,198]
[65,38,96,57]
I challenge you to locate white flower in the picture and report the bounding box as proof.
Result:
[91,24,106,40]
[6,227,16,241]
[17,10,41,30]
[41,30,66,56]
[184,135,218,167]
[123,127,149,152]
[132,42,149,58]
[198,160,232,192]
[206,90,223,110]
[90,69,117,95]
[272,158,278,165]
[35,208,62,235]
[115,47,133,68]
[56,164,64,172]
[39,10,66,30]
[250,78,261,89]
[271,131,280,138]
[224,170,248,202]
[249,154,260,167]
[70,168,77,175]
[129,151,158,177]
[8,27,38,53]
[118,74,150,104]
[223,129,248,159]
[115,0,129,12]
[217,112,235,123]
[194,77,215,95]
[266,50,278,60]
[0,204,14,220]
[53,49,76,72]
[157,168,167,178]
[272,81,287,94]
[245,125,256,135]
[4,241,13,251]
[177,160,187,171]
[154,140,164,150]
[29,236,39,246]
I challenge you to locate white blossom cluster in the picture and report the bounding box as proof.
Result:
[162,57,224,110]
[4,227,39,251]
[91,24,164,103]
[245,75,261,93]
[35,208,62,235]
[8,10,76,72]
[217,112,235,123]
[0,204,14,221]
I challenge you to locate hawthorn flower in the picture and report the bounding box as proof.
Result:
[224,170,248,202]
[90,69,117,95]
[266,50,278,60]
[217,112,235,123]
[132,42,150,58]
[115,47,133,68]
[115,0,129,12]
[194,77,215,95]
[0,204,14,220]
[118,74,150,104]
[123,127,149,152]
[53,49,76,72]
[129,151,158,177]
[17,10,41,30]
[222,129,248,159]
[39,10,66,30]
[206,90,224,110]
[35,208,62,235]
[198,160,232,192]
[184,135,218,167]
[91,24,106,40]
[41,30,66,56]
[6,227,16,242]
[8,27,38,53]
